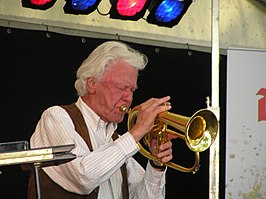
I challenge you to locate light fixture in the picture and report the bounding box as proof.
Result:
[147,0,192,27]
[21,0,192,27]
[109,0,151,20]
[22,0,57,9]
[64,0,102,14]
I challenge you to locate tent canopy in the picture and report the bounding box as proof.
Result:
[0,0,265,54]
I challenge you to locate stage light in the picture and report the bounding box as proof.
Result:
[64,0,102,14]
[147,0,192,27]
[109,0,151,20]
[21,0,192,27]
[21,0,57,9]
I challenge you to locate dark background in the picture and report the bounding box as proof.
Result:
[0,26,226,198]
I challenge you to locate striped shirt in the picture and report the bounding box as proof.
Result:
[30,97,166,199]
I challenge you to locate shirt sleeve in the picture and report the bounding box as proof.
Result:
[126,153,166,199]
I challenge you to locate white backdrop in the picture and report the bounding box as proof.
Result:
[226,48,266,198]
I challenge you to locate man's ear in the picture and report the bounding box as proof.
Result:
[86,77,96,94]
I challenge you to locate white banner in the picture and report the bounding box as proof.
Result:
[226,48,266,198]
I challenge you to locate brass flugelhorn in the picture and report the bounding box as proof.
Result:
[120,105,219,173]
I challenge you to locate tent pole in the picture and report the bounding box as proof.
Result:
[209,0,220,199]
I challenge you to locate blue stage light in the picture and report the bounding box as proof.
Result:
[71,0,98,10]
[147,0,192,27]
[64,0,102,14]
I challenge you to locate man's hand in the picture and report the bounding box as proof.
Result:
[150,139,173,164]
[129,96,172,142]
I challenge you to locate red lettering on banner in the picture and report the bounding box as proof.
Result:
[257,88,266,121]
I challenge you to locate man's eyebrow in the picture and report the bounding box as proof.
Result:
[115,81,138,88]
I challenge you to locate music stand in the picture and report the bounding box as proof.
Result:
[0,141,76,199]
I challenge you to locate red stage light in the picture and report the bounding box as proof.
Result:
[117,0,147,16]
[30,0,53,6]
[22,0,57,9]
[109,0,151,20]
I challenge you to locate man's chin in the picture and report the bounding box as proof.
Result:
[114,115,125,123]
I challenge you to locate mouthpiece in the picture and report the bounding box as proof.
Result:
[120,105,129,113]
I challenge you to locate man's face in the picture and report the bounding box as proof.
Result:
[90,59,138,123]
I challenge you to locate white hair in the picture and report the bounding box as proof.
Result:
[74,41,148,96]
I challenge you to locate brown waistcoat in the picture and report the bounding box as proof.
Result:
[28,103,129,199]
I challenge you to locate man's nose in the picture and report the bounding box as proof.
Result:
[122,89,133,102]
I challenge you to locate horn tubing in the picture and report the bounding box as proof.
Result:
[122,105,218,173]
